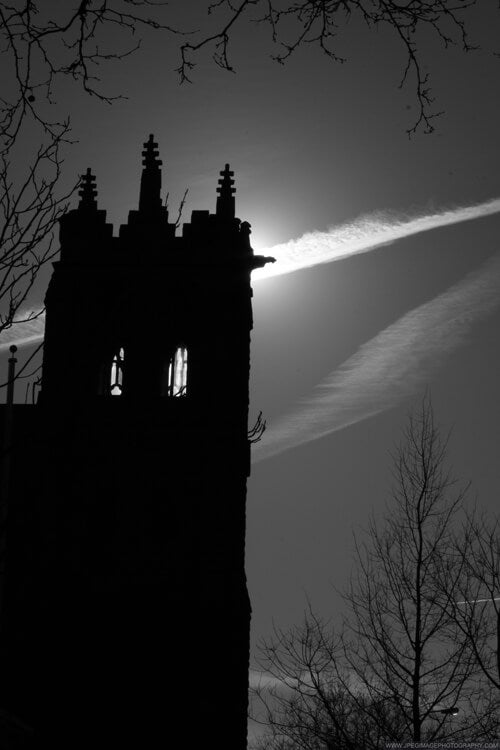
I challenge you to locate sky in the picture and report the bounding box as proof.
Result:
[1,0,500,735]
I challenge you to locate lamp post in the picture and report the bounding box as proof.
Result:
[1,345,18,614]
[429,707,459,716]
[6,345,17,406]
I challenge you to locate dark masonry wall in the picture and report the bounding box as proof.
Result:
[0,136,274,749]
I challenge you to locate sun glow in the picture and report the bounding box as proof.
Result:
[2,198,500,352]
[252,198,500,282]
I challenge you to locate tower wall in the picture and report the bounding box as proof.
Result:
[0,139,274,748]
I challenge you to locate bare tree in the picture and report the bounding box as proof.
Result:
[442,510,500,694]
[252,612,408,750]
[252,399,499,748]
[342,399,488,741]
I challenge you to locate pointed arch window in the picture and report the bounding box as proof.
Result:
[110,347,125,396]
[164,346,188,397]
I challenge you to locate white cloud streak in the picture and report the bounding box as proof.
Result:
[248,669,297,691]
[253,252,500,463]
[2,198,499,351]
[0,311,45,352]
[255,197,500,280]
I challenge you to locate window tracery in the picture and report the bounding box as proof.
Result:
[110,347,125,396]
[165,346,188,397]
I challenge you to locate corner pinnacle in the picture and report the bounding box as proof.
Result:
[216,163,236,219]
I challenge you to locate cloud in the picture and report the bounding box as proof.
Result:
[249,669,297,691]
[2,198,500,351]
[252,252,500,463]
[0,311,45,352]
[255,197,500,280]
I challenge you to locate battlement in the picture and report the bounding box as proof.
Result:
[58,136,275,273]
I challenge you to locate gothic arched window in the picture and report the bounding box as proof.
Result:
[164,346,188,397]
[110,347,125,396]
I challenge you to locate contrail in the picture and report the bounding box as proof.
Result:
[252,252,500,463]
[254,197,500,280]
[1,198,499,351]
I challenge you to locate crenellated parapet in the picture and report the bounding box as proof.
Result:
[57,135,275,272]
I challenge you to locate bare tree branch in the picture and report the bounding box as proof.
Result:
[0,124,76,338]
[175,0,482,135]
[0,1,187,153]
[441,509,500,692]
[252,398,499,748]
[0,3,187,355]
[249,410,267,443]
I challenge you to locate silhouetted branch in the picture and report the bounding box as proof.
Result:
[174,188,189,228]
[0,125,75,338]
[164,188,189,227]
[0,3,189,358]
[175,0,481,135]
[0,341,44,391]
[176,0,258,82]
[248,410,266,443]
[440,510,500,692]
[0,1,188,153]
[252,399,499,749]
[22,372,42,405]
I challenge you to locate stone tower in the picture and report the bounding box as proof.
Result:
[0,136,274,748]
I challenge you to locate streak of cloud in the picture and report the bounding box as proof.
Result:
[2,198,500,351]
[0,311,45,352]
[252,252,500,463]
[255,197,500,280]
[248,669,297,691]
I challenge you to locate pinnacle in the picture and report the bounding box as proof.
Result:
[217,163,235,194]
[78,168,98,210]
[138,134,163,214]
[216,163,236,219]
[142,133,162,170]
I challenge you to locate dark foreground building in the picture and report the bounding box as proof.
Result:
[0,136,274,748]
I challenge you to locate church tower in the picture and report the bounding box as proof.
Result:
[0,136,274,748]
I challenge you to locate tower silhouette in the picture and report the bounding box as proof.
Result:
[0,136,274,748]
